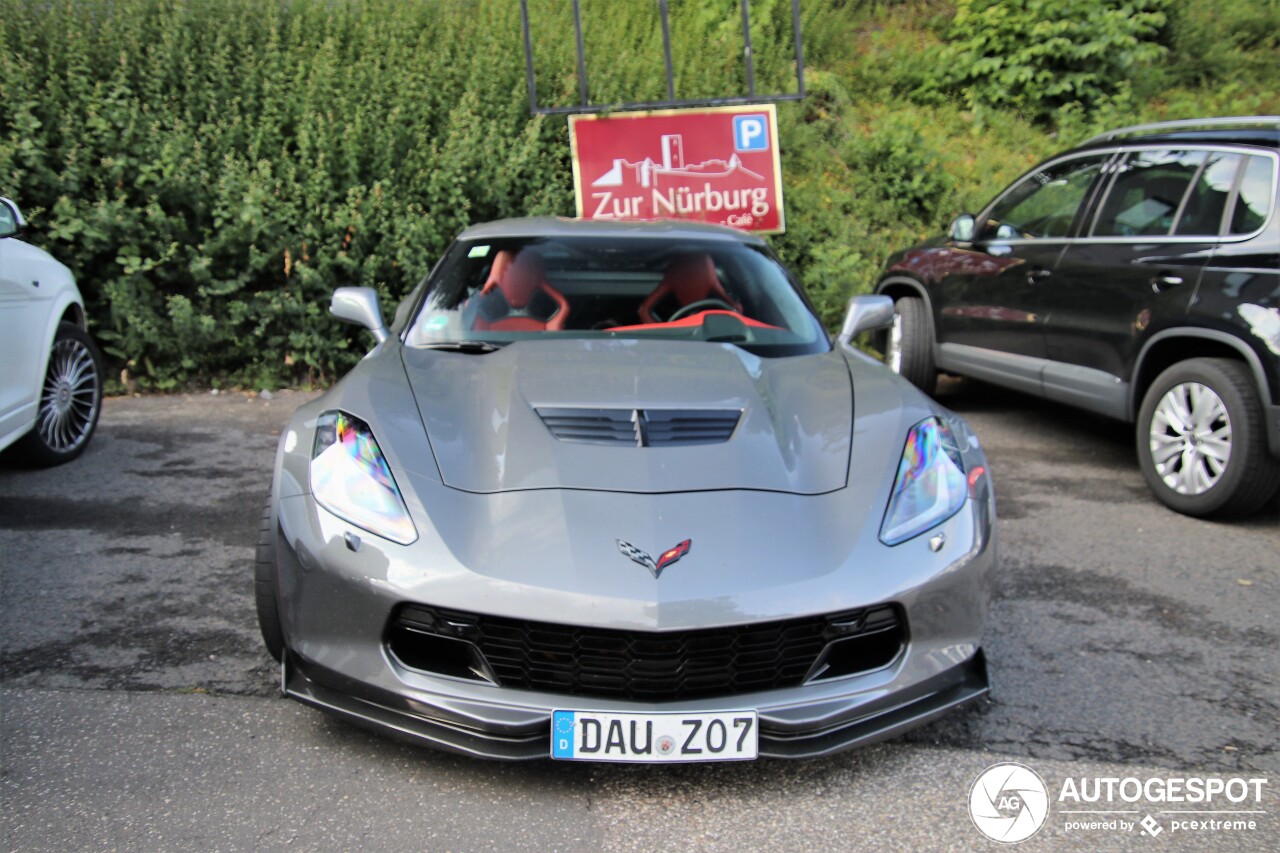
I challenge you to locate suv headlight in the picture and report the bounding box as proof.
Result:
[880,417,967,546]
[310,411,417,545]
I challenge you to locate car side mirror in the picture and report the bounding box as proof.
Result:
[0,197,25,239]
[330,287,389,344]
[837,295,895,346]
[949,213,976,244]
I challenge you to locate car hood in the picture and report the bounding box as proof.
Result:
[273,343,984,628]
[399,339,852,495]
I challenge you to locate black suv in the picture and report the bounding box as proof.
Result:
[876,117,1280,518]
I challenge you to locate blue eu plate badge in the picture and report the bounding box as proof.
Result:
[552,710,578,758]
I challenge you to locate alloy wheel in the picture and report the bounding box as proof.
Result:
[1147,381,1232,496]
[37,336,101,453]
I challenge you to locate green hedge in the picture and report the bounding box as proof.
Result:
[2,0,1275,389]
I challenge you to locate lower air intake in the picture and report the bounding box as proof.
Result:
[386,603,905,702]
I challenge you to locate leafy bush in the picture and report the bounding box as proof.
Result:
[0,0,585,388]
[1160,0,1280,90]
[932,0,1171,123]
[844,117,954,223]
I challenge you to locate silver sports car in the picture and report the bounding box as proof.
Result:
[257,217,996,762]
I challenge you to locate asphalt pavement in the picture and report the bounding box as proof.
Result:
[1,379,1277,851]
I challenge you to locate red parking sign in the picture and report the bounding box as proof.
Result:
[569,106,785,233]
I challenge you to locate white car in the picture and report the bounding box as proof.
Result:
[0,197,102,464]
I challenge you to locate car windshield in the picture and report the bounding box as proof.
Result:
[404,236,829,358]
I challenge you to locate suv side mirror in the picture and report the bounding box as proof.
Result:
[837,295,895,346]
[949,213,976,244]
[330,287,389,344]
[0,197,25,239]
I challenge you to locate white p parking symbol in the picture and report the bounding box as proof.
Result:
[733,115,768,152]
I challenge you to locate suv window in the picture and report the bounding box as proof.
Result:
[1093,149,1203,237]
[983,155,1108,240]
[1229,154,1277,235]
[1173,152,1242,237]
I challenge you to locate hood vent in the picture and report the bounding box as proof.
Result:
[536,407,741,447]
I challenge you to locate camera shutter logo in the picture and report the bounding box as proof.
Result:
[969,762,1050,843]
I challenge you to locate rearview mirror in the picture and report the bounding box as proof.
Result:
[837,295,895,346]
[330,287,389,344]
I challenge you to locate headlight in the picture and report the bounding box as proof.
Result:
[310,411,417,545]
[880,417,967,546]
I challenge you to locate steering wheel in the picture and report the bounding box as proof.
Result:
[668,298,736,322]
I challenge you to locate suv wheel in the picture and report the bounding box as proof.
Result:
[1137,358,1280,517]
[884,295,937,396]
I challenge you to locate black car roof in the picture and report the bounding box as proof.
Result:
[1074,128,1280,153]
[1072,117,1280,154]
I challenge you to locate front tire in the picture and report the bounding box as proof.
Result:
[16,322,103,465]
[255,496,286,662]
[883,295,937,396]
[1136,358,1280,518]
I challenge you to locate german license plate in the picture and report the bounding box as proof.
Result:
[551,710,758,762]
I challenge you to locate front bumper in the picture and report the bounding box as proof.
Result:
[282,648,988,760]
[270,470,996,761]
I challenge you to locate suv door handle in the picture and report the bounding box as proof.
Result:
[1150,274,1184,293]
[1026,268,1052,285]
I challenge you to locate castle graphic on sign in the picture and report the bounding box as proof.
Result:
[591,134,765,189]
[588,134,770,223]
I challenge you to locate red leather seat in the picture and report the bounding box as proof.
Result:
[472,250,570,331]
[638,253,741,323]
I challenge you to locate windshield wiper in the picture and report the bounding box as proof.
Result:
[420,340,503,354]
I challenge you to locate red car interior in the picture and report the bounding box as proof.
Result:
[471,250,570,331]
[606,311,782,333]
[638,253,742,323]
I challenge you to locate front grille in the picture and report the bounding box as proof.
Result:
[535,407,741,447]
[387,603,905,702]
